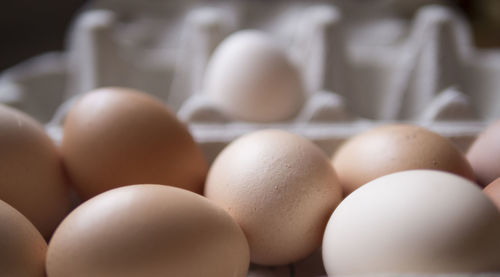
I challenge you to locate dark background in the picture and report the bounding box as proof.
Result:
[0,0,498,73]
[0,0,87,71]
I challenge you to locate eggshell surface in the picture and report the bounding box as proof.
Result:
[204,30,304,122]
[484,178,500,211]
[467,120,500,186]
[0,104,71,238]
[205,129,342,265]
[332,124,474,195]
[46,184,250,277]
[62,87,208,199]
[0,199,46,277]
[322,170,500,276]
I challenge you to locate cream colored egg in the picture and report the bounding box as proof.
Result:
[0,104,71,238]
[205,129,342,265]
[332,124,474,196]
[204,30,304,122]
[62,87,208,199]
[46,185,250,277]
[323,170,500,276]
[0,199,46,277]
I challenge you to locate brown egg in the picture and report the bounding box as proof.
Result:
[484,178,500,210]
[0,104,71,238]
[205,129,342,265]
[46,184,250,277]
[332,124,475,196]
[467,120,500,186]
[62,87,208,199]
[0,199,47,277]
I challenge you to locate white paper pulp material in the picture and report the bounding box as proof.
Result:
[0,0,499,163]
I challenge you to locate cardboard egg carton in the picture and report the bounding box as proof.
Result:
[1,0,498,164]
[0,1,498,160]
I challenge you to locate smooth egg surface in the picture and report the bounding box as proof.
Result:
[62,87,208,199]
[204,30,304,122]
[0,104,71,238]
[0,199,46,277]
[205,129,342,265]
[332,124,474,195]
[46,184,250,277]
[323,170,500,276]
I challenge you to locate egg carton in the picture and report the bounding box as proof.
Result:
[0,1,499,275]
[1,0,499,162]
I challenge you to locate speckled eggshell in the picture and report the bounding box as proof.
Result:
[484,178,500,211]
[0,104,71,238]
[332,124,474,195]
[62,87,208,199]
[204,30,304,122]
[204,129,342,265]
[0,199,47,277]
[46,185,250,277]
[467,120,500,186]
[323,170,500,276]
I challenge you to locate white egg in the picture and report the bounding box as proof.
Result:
[323,170,500,275]
[203,30,304,122]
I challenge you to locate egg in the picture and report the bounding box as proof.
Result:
[62,87,208,199]
[46,184,250,277]
[204,129,342,265]
[484,178,500,210]
[0,199,46,277]
[322,170,500,276]
[203,30,304,122]
[332,124,474,195]
[467,120,500,186]
[0,104,71,238]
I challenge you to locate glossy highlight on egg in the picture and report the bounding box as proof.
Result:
[46,185,250,277]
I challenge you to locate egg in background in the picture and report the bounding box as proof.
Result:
[46,185,250,277]
[62,87,208,199]
[0,199,46,277]
[205,129,342,265]
[322,170,500,276]
[204,30,304,122]
[332,124,474,195]
[0,104,71,238]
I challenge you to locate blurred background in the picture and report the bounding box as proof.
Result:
[0,0,87,71]
[0,0,499,72]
